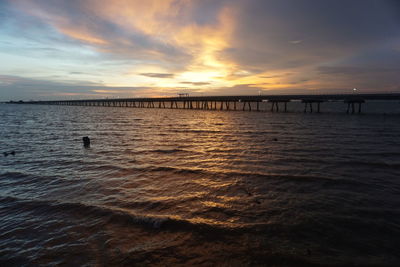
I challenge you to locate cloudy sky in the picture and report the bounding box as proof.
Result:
[1,0,399,100]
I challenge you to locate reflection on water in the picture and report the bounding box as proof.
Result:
[0,104,400,266]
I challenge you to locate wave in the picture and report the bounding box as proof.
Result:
[0,171,91,191]
[148,148,188,154]
[0,171,31,179]
[3,194,344,245]
[0,196,244,235]
[169,129,225,134]
[144,166,369,187]
[1,162,368,191]
[333,160,400,169]
[148,166,203,175]
[0,171,64,184]
[88,164,128,172]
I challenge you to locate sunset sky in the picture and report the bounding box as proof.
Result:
[1,0,400,100]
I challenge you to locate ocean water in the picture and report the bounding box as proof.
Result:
[0,103,400,266]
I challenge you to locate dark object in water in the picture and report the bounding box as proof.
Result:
[83,136,90,148]
[3,151,15,157]
[273,138,278,141]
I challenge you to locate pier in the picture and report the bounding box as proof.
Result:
[7,93,400,114]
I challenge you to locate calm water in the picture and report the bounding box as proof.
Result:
[1,103,400,266]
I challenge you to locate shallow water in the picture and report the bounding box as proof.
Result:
[1,103,400,266]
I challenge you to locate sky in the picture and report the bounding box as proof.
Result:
[0,0,400,100]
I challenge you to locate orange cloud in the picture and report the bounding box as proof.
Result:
[6,0,400,98]
[89,0,185,35]
[58,27,108,45]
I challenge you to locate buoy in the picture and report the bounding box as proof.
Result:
[83,136,90,148]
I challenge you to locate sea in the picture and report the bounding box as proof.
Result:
[1,101,400,266]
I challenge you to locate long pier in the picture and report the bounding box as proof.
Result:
[8,93,400,114]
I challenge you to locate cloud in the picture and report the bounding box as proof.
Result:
[0,74,210,100]
[289,40,303,45]
[318,66,400,75]
[9,0,192,64]
[220,0,400,71]
[205,83,263,96]
[1,0,400,99]
[139,73,174,78]
[69,71,91,75]
[312,44,400,91]
[0,74,151,100]
[180,81,211,86]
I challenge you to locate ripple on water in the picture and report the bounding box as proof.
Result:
[0,104,400,266]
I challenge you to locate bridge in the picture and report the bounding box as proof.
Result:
[8,93,400,114]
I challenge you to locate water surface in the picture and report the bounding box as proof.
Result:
[1,104,400,266]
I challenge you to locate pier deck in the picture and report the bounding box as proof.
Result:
[8,93,400,114]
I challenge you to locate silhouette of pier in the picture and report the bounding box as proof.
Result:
[8,93,400,114]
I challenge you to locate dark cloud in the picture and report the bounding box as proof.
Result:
[318,66,400,76]
[261,73,292,79]
[140,73,174,78]
[69,71,90,75]
[0,75,150,100]
[222,0,400,70]
[314,66,400,93]
[314,44,400,91]
[183,0,230,26]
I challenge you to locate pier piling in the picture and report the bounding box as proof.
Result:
[345,99,365,114]
[302,99,323,113]
[12,93,400,114]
